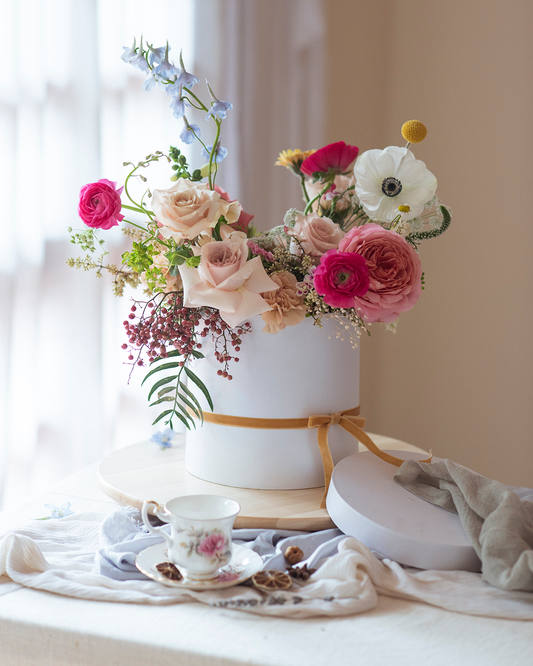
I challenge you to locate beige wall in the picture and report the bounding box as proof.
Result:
[326,0,533,486]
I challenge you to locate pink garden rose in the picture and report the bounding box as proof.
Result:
[179,232,279,328]
[301,141,359,176]
[78,179,124,230]
[198,531,228,558]
[292,213,345,257]
[313,250,370,308]
[339,223,422,323]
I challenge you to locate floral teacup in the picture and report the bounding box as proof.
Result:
[141,495,240,580]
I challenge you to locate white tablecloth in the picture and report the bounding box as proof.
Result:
[1,462,533,666]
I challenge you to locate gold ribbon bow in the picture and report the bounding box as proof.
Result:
[196,406,432,509]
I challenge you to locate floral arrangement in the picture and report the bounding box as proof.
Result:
[69,37,451,431]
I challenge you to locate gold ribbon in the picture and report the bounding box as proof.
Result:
[197,406,432,509]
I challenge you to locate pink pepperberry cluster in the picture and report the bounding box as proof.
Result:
[122,292,250,380]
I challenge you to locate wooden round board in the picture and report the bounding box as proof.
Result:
[97,434,428,531]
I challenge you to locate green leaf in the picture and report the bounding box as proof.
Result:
[184,367,214,411]
[147,375,178,401]
[152,409,175,425]
[174,402,196,429]
[179,381,204,423]
[149,396,176,406]
[151,349,184,363]
[170,410,192,430]
[177,391,202,421]
[157,385,176,398]
[142,361,182,386]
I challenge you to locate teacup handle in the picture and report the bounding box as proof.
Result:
[141,500,173,550]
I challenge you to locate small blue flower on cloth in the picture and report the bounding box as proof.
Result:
[37,501,75,520]
[151,428,176,449]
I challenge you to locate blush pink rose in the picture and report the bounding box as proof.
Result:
[301,141,359,176]
[78,179,124,230]
[292,214,345,257]
[179,233,279,328]
[313,250,370,308]
[198,532,228,558]
[152,179,222,241]
[339,223,422,323]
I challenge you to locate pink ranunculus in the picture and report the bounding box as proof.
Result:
[78,179,124,230]
[300,141,359,176]
[215,185,254,233]
[198,532,228,558]
[339,223,422,323]
[313,250,370,309]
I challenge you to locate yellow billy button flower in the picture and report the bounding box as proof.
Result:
[401,120,427,144]
[275,149,316,175]
[398,205,411,213]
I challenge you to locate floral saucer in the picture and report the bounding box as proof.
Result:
[135,542,263,590]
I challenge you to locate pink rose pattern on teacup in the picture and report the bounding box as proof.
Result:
[152,179,224,241]
[180,527,232,565]
[338,223,423,324]
[179,232,279,328]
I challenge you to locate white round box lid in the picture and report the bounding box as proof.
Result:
[326,450,481,571]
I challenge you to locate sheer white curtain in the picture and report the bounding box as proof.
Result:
[0,0,326,510]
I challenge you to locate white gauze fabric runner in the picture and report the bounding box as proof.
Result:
[1,505,533,619]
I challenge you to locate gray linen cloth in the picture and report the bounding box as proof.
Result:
[394,459,533,592]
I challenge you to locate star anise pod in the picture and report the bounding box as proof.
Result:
[286,564,316,581]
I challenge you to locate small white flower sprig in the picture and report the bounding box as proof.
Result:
[121,36,232,191]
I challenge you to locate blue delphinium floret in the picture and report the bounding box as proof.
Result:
[169,93,186,119]
[147,44,167,66]
[205,81,233,120]
[151,428,176,449]
[121,37,137,63]
[202,142,228,163]
[153,43,180,81]
[176,51,199,89]
[180,118,201,145]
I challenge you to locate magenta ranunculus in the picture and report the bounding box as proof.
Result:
[78,179,124,230]
[339,223,422,324]
[313,249,370,308]
[301,141,359,176]
[197,532,228,558]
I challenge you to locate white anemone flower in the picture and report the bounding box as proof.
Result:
[354,146,437,222]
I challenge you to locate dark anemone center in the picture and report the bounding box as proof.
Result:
[381,177,402,197]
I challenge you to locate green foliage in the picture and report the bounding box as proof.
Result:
[168,145,203,182]
[122,241,156,272]
[185,255,201,268]
[142,352,212,430]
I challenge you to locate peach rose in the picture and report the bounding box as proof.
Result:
[152,179,222,241]
[261,271,306,334]
[292,213,345,257]
[179,232,279,328]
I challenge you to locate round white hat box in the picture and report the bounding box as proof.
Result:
[186,315,360,490]
[326,450,481,571]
